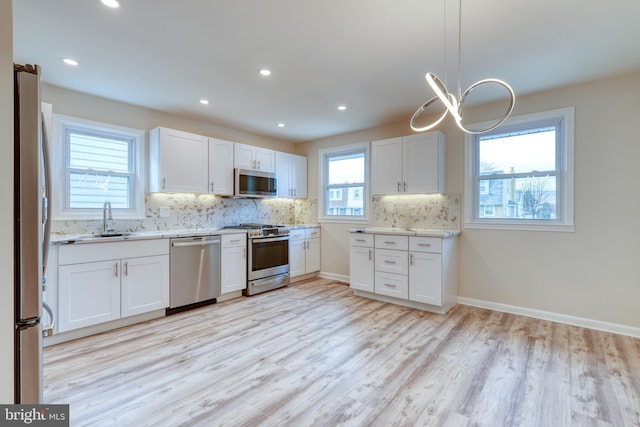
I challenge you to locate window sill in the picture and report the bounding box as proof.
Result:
[464,220,575,233]
[318,216,369,225]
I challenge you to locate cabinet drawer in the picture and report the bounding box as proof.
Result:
[289,229,306,241]
[221,233,246,248]
[375,248,408,275]
[375,235,408,250]
[375,271,408,299]
[409,236,442,253]
[350,234,374,247]
[305,227,320,239]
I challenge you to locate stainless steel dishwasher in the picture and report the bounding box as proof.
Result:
[168,235,221,314]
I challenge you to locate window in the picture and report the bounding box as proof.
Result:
[318,142,369,222]
[52,115,145,220]
[465,107,574,231]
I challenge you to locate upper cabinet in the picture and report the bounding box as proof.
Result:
[371,131,445,195]
[275,152,307,198]
[234,142,275,173]
[149,127,209,193]
[208,138,234,196]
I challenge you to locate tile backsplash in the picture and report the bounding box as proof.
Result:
[51,193,460,235]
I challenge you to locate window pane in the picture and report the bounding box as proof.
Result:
[69,172,130,208]
[326,185,364,216]
[478,175,557,219]
[479,128,556,174]
[328,154,364,185]
[69,131,131,173]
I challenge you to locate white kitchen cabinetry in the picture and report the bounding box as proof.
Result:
[149,127,209,193]
[275,152,307,198]
[235,142,275,172]
[374,235,409,299]
[221,233,247,294]
[57,239,170,332]
[349,231,457,314]
[208,138,235,196]
[371,131,445,195]
[289,227,320,279]
[349,233,374,292]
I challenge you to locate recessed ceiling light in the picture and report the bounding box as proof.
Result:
[337,105,347,111]
[259,69,272,77]
[100,0,120,8]
[276,123,285,128]
[62,58,79,66]
[199,99,209,105]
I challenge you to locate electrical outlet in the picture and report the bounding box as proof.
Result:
[159,207,170,218]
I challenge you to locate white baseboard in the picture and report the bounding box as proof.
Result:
[318,271,349,283]
[457,296,640,339]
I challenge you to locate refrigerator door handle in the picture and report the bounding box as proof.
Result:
[41,112,52,278]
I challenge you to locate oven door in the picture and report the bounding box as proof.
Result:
[249,236,289,280]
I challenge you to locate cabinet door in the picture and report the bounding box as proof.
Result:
[121,255,170,318]
[289,238,307,278]
[234,143,256,170]
[152,127,209,193]
[221,245,247,293]
[349,246,374,292]
[409,251,443,306]
[403,132,445,194]
[371,137,403,194]
[58,260,120,332]
[305,238,321,273]
[209,138,234,195]
[275,152,292,197]
[291,154,307,198]
[255,147,275,172]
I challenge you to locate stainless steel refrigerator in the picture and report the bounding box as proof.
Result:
[14,63,51,404]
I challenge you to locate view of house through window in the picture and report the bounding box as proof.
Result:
[477,127,558,220]
[321,145,367,218]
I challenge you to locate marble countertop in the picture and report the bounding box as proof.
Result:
[349,227,460,238]
[50,224,321,245]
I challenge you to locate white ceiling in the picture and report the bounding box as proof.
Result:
[12,0,640,142]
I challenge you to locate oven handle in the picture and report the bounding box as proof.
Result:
[252,236,289,243]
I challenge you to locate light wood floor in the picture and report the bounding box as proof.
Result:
[44,279,640,427]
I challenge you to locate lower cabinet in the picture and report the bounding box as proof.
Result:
[221,233,247,294]
[289,227,320,278]
[349,231,458,314]
[57,239,170,333]
[349,234,374,292]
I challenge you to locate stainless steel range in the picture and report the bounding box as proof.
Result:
[223,224,290,296]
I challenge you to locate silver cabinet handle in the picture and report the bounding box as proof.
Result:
[397,181,401,192]
[210,182,214,192]
[384,260,396,264]
[410,254,414,266]
[383,241,396,245]
[161,178,166,190]
[257,160,261,169]
[114,262,119,278]
[230,239,242,243]
[418,243,432,247]
[124,261,128,276]
[355,238,366,242]
[404,182,407,192]
[384,283,397,288]
[243,247,246,258]
[368,249,372,260]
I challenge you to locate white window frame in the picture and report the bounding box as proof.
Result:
[52,114,146,220]
[464,107,575,232]
[318,142,369,223]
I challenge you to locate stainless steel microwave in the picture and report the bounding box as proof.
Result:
[234,168,277,198]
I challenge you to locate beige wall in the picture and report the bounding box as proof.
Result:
[1,0,13,403]
[298,70,640,330]
[43,84,295,153]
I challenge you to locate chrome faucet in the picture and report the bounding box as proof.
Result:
[103,201,114,234]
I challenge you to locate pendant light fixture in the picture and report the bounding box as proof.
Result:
[410,0,515,134]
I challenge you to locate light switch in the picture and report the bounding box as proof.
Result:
[159,207,170,218]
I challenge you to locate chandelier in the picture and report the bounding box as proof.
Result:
[410,0,515,134]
